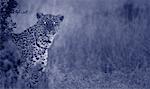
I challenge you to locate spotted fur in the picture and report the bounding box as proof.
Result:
[11,12,64,88]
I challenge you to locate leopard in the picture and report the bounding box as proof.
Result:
[11,12,64,89]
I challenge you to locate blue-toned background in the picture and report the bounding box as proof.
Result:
[2,0,150,89]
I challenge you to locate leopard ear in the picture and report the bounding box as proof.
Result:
[36,12,44,19]
[57,15,64,21]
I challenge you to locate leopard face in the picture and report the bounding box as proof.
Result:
[36,12,64,34]
[35,13,64,49]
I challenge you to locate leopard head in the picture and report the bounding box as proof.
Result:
[36,12,64,35]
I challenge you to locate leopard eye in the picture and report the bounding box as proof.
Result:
[44,22,47,24]
[53,22,56,24]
